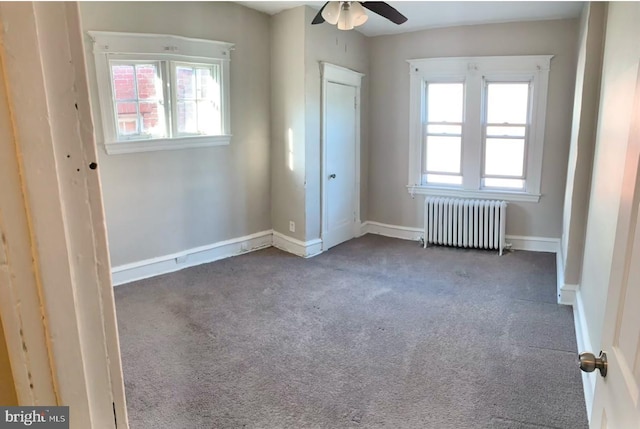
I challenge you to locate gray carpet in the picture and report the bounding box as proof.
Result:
[115,234,589,429]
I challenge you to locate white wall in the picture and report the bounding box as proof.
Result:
[367,19,579,238]
[80,2,272,266]
[579,2,640,350]
[561,3,605,286]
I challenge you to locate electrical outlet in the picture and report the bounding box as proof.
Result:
[289,221,295,233]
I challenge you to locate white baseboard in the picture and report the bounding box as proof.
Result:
[555,243,578,305]
[272,231,322,258]
[360,222,561,254]
[505,235,560,253]
[111,230,273,286]
[361,221,423,241]
[112,229,323,285]
[559,283,579,306]
[556,246,565,304]
[111,223,562,289]
[574,288,595,421]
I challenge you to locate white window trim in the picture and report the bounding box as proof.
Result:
[407,55,553,203]
[88,31,233,155]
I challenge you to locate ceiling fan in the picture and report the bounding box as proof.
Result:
[312,1,408,31]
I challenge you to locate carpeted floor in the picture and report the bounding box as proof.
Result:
[114,234,588,429]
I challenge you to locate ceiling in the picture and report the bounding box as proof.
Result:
[237,1,584,37]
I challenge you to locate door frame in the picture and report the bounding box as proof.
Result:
[0,3,127,428]
[320,62,363,251]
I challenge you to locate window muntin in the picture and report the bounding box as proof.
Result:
[482,82,531,190]
[423,82,464,186]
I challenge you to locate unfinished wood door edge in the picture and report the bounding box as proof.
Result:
[0,6,59,407]
[0,2,128,428]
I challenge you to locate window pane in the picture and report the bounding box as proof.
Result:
[487,83,529,124]
[427,124,462,135]
[177,101,197,134]
[112,65,135,100]
[426,136,461,174]
[483,178,525,190]
[486,126,526,137]
[485,138,525,177]
[196,100,221,135]
[135,64,159,100]
[116,102,138,136]
[176,66,196,99]
[196,67,210,99]
[426,174,462,185]
[427,83,463,123]
[196,67,219,99]
[139,101,165,137]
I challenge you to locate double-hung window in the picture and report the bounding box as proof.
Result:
[408,56,552,202]
[424,82,464,186]
[89,32,233,154]
[482,81,531,190]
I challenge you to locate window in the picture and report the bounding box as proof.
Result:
[89,32,233,154]
[408,56,553,202]
[482,82,530,190]
[424,82,464,186]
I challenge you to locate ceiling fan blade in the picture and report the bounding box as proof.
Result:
[361,2,408,25]
[312,2,329,24]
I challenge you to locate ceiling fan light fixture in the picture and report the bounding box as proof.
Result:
[311,1,407,28]
[321,1,341,25]
[350,1,368,27]
[337,7,354,30]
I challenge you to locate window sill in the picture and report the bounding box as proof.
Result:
[406,185,541,203]
[104,135,232,155]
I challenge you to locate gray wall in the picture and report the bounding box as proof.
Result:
[561,3,606,286]
[270,6,369,242]
[83,3,584,268]
[367,19,579,237]
[80,2,271,266]
[579,2,640,350]
[303,6,369,241]
[270,7,307,241]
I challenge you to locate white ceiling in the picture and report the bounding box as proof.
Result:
[237,1,584,37]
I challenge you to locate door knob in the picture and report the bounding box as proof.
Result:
[329,173,336,179]
[579,351,607,377]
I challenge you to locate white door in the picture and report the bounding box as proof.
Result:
[322,80,358,250]
[588,69,640,428]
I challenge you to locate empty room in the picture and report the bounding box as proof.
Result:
[1,1,639,428]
